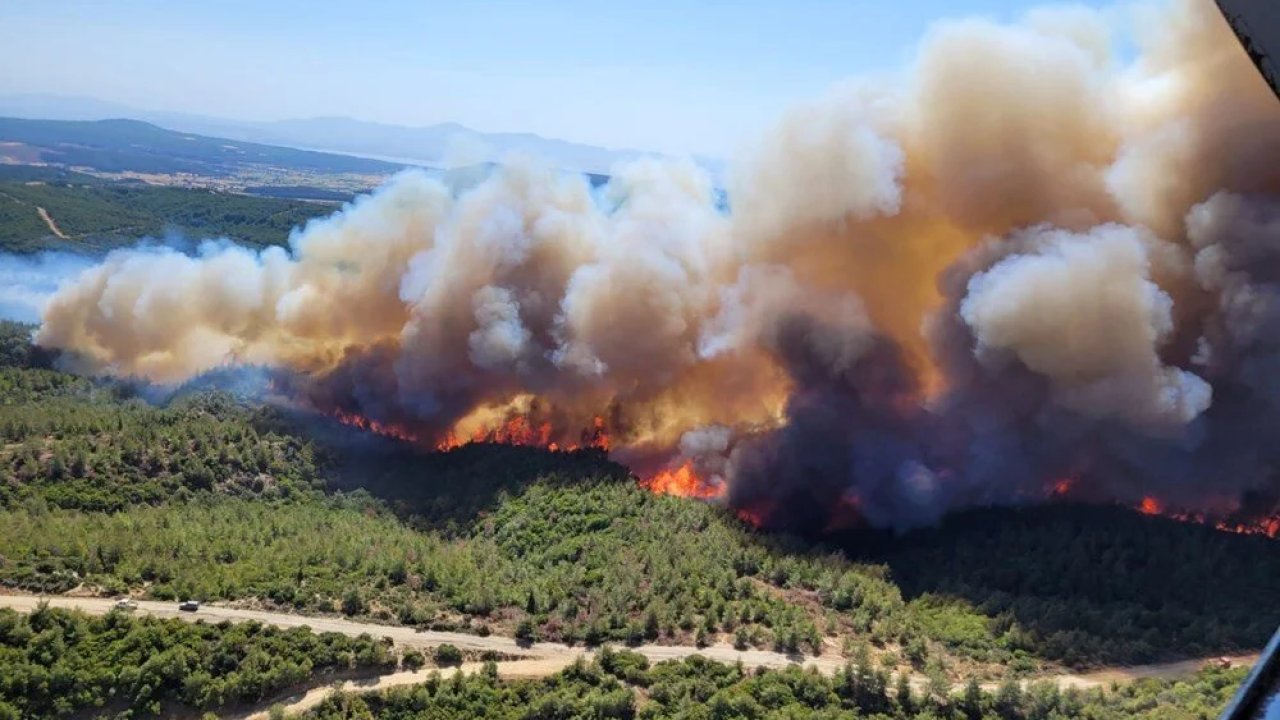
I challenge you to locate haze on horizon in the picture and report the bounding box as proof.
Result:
[0,0,1119,158]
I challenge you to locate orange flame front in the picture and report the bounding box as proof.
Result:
[1048,478,1280,540]
[332,410,419,443]
[333,406,613,456]
[639,461,723,500]
[435,415,611,453]
[1215,516,1280,538]
[1130,495,1280,539]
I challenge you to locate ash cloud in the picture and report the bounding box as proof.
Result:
[32,0,1280,529]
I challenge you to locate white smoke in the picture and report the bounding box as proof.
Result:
[960,225,1212,427]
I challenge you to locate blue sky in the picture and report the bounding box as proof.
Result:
[0,0,1117,156]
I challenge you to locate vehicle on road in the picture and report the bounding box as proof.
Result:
[178,600,200,612]
[113,598,137,611]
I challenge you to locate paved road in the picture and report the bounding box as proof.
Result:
[0,594,1257,719]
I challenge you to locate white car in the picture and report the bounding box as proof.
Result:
[113,598,137,611]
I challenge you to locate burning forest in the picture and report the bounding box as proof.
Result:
[28,0,1280,534]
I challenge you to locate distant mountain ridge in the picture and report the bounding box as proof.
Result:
[0,93,724,178]
[0,116,407,177]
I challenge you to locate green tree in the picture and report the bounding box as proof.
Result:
[434,644,462,666]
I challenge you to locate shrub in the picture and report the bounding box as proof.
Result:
[402,647,426,671]
[434,644,463,666]
[515,619,538,645]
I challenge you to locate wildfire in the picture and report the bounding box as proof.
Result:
[326,413,1280,539]
[435,414,611,453]
[1130,495,1280,539]
[639,461,724,500]
[454,415,552,448]
[585,415,611,451]
[1215,516,1280,538]
[1040,476,1280,540]
[332,410,419,443]
[734,501,775,528]
[332,402,615,456]
[335,406,1280,540]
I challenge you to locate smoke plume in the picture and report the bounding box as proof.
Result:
[32,0,1280,530]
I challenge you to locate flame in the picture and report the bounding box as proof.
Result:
[473,415,554,446]
[1039,477,1280,540]
[1050,477,1074,498]
[734,500,776,528]
[433,414,611,453]
[1130,495,1280,539]
[332,399,611,455]
[1215,517,1280,538]
[639,461,724,500]
[585,415,611,451]
[332,409,419,443]
[323,414,1280,540]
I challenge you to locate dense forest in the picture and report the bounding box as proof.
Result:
[0,607,1249,719]
[304,648,1247,720]
[0,320,1274,717]
[0,179,338,252]
[0,604,399,718]
[871,506,1280,667]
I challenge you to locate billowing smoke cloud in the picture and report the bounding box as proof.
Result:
[32,0,1280,529]
[960,225,1211,428]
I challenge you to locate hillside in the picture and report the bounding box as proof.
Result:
[0,117,406,177]
[0,351,939,671]
[0,605,1250,719]
[0,605,399,718]
[300,653,1248,720]
[2,322,1278,661]
[0,177,338,253]
[0,94,728,178]
[0,322,1271,717]
[871,505,1280,667]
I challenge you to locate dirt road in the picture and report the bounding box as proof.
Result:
[35,206,68,239]
[0,594,1255,719]
[0,593,851,671]
[1067,653,1258,686]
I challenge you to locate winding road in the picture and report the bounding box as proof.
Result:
[0,594,1257,719]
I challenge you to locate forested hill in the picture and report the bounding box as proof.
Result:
[0,321,1273,716]
[866,504,1280,667]
[2,320,1279,674]
[0,175,337,252]
[0,117,406,177]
